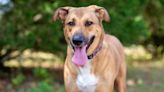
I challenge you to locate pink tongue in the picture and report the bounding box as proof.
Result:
[72,45,88,66]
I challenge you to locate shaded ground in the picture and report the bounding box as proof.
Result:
[127,61,164,92]
[0,46,164,92]
[0,68,64,92]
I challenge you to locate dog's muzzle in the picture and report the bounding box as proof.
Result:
[71,33,95,51]
[72,33,86,47]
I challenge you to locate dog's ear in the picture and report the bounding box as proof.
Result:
[53,7,72,21]
[89,5,110,22]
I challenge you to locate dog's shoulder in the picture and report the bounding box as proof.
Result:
[104,34,124,59]
[104,34,123,48]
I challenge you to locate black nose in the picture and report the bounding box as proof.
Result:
[72,34,85,46]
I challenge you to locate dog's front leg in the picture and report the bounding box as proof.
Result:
[65,80,79,92]
[115,64,127,92]
[95,80,115,92]
[64,64,80,92]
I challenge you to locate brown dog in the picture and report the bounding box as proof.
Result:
[53,5,126,92]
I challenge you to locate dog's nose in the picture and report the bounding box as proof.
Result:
[72,34,85,46]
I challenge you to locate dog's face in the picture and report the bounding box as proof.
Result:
[54,5,109,55]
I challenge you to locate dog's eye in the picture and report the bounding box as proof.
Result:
[67,21,75,26]
[85,21,93,27]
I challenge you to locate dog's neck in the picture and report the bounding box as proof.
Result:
[87,44,102,59]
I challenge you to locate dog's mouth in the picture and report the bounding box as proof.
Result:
[86,36,95,51]
[70,36,95,67]
[70,36,95,52]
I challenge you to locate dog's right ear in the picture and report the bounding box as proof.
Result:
[53,7,71,21]
[88,5,110,22]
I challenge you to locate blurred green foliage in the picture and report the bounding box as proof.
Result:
[11,73,25,86]
[144,0,164,56]
[33,68,50,79]
[0,0,163,57]
[25,81,54,92]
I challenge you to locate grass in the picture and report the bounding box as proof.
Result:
[1,46,164,92]
[127,64,164,92]
[126,45,164,92]
[21,59,164,92]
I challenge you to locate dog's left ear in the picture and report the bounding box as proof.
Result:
[89,5,110,22]
[53,7,72,21]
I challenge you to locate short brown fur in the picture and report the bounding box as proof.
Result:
[54,5,126,92]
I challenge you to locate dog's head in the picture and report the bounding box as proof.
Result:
[53,5,109,66]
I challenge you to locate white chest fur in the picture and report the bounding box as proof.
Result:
[76,61,98,92]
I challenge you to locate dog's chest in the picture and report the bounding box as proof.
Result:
[76,62,98,92]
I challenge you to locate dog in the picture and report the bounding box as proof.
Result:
[53,5,126,92]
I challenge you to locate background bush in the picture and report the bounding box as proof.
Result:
[0,0,163,59]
